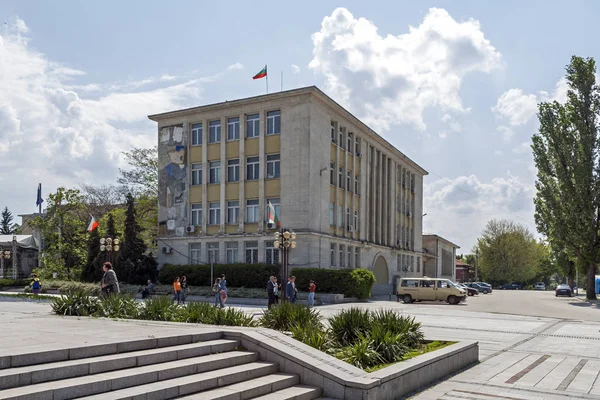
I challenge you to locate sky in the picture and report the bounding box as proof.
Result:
[1,0,599,253]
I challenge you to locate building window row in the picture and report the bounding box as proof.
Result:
[329,162,359,195]
[191,111,281,146]
[189,241,279,265]
[397,254,415,272]
[330,121,362,156]
[328,202,359,231]
[190,198,280,226]
[192,154,281,186]
[330,243,360,268]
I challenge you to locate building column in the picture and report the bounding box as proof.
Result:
[11,236,17,279]
[239,113,246,232]
[369,146,376,243]
[390,160,396,247]
[258,110,266,233]
[201,119,208,233]
[220,117,227,233]
[377,150,383,245]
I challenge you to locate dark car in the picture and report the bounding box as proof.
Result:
[467,283,491,294]
[500,283,521,290]
[458,284,479,296]
[555,284,573,297]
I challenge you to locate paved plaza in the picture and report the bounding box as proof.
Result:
[0,291,599,399]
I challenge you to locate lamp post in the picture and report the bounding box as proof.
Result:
[100,237,120,264]
[273,228,296,303]
[0,250,10,279]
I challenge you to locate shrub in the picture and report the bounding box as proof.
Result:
[370,310,423,349]
[259,302,323,332]
[139,295,178,321]
[158,264,280,288]
[23,280,101,295]
[328,307,372,345]
[0,279,30,288]
[333,337,383,369]
[292,268,375,299]
[95,295,140,319]
[369,324,408,364]
[51,290,98,316]
[290,325,330,352]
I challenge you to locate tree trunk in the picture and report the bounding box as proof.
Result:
[586,263,597,300]
[568,276,574,289]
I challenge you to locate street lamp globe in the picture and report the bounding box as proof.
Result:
[100,245,106,251]
[114,245,120,252]
[273,241,280,248]
[99,238,106,245]
[291,242,297,249]
[283,231,291,239]
[290,232,296,240]
[113,238,119,245]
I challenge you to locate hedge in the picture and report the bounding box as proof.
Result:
[292,268,376,299]
[158,264,280,288]
[0,279,31,288]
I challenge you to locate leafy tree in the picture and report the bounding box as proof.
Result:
[554,248,576,288]
[532,56,600,300]
[81,228,100,282]
[118,147,158,197]
[477,219,539,284]
[533,243,559,286]
[31,188,87,279]
[0,207,15,234]
[117,193,157,284]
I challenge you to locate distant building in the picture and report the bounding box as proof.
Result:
[422,234,460,281]
[455,259,471,282]
[0,235,40,279]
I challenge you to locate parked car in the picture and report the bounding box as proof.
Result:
[396,277,467,305]
[457,284,479,296]
[499,283,521,290]
[467,283,492,294]
[555,284,573,297]
[475,282,492,289]
[534,282,546,291]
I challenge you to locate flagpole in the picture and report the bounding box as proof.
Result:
[38,183,42,214]
[281,71,283,92]
[266,66,269,94]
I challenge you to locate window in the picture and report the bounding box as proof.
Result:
[355,247,360,267]
[266,111,280,135]
[265,241,279,264]
[226,242,238,264]
[246,114,260,138]
[245,241,258,264]
[417,256,421,273]
[348,246,353,268]
[355,175,359,195]
[209,120,221,143]
[191,163,202,186]
[397,254,401,272]
[347,133,353,154]
[401,279,419,288]
[339,244,345,267]
[355,137,360,155]
[438,280,450,289]
[209,202,220,225]
[191,123,202,146]
[330,162,335,185]
[266,154,280,178]
[246,199,259,223]
[208,242,219,264]
[331,121,336,142]
[246,156,259,180]
[338,167,344,188]
[227,201,239,224]
[266,198,280,222]
[421,280,435,288]
[339,129,344,150]
[346,208,351,230]
[329,203,334,225]
[354,210,358,231]
[227,117,240,141]
[189,243,201,263]
[347,170,351,192]
[191,204,202,226]
[330,243,336,267]
[337,205,343,227]
[209,161,221,184]
[227,159,240,182]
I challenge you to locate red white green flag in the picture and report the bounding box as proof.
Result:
[267,200,280,228]
[87,215,99,232]
[253,65,267,80]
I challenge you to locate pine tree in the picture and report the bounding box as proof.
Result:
[0,207,14,235]
[81,228,101,282]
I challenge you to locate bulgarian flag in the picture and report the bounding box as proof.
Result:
[253,65,267,80]
[267,200,280,228]
[87,215,99,232]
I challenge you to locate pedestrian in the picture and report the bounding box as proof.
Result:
[267,276,277,309]
[286,276,297,303]
[29,274,42,295]
[308,280,316,307]
[273,277,280,304]
[100,262,120,298]
[180,275,188,304]
[173,277,182,304]
[220,274,228,305]
[142,279,154,299]
[213,278,223,307]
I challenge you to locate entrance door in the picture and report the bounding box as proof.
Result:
[373,255,389,285]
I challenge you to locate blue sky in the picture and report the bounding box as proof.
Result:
[1,0,598,251]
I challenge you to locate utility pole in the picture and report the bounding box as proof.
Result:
[475,248,479,282]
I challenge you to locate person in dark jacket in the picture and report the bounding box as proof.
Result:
[266,276,277,309]
[100,262,120,298]
[285,276,297,303]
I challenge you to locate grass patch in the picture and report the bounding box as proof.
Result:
[364,341,454,372]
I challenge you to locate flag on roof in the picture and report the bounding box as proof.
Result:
[253,65,267,80]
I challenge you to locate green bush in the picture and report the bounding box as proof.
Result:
[333,337,383,370]
[292,268,375,299]
[139,295,179,321]
[24,280,100,295]
[176,302,257,327]
[158,264,280,288]
[95,295,140,319]
[51,290,99,316]
[328,307,372,345]
[259,302,323,332]
[290,325,330,352]
[0,279,30,288]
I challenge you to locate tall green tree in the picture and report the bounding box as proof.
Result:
[477,219,540,284]
[81,228,100,282]
[0,207,15,235]
[532,56,600,300]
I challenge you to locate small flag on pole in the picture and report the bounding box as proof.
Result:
[253,65,267,80]
[87,215,99,232]
[267,200,280,228]
[35,183,43,207]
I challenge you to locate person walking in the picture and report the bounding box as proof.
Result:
[100,262,120,298]
[219,274,228,305]
[30,274,42,295]
[180,276,188,304]
[142,279,154,299]
[308,280,317,307]
[213,278,223,307]
[173,277,182,304]
[273,277,280,304]
[267,276,277,309]
[286,276,297,303]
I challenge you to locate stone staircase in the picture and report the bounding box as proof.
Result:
[0,332,325,400]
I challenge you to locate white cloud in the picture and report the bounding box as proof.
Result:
[309,7,502,132]
[512,141,531,154]
[291,64,300,74]
[424,173,537,250]
[492,88,537,126]
[496,125,514,142]
[0,18,234,217]
[226,62,244,71]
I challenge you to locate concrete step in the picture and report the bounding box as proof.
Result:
[250,385,323,400]
[74,362,280,400]
[0,339,239,390]
[0,351,258,400]
[176,373,299,399]
[0,331,223,369]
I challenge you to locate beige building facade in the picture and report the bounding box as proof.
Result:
[149,86,428,293]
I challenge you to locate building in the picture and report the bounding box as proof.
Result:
[149,86,427,294]
[0,235,40,279]
[422,234,460,281]
[455,259,471,282]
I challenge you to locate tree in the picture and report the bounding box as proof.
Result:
[118,147,158,197]
[554,248,576,288]
[81,228,100,282]
[532,56,600,300]
[117,193,157,284]
[31,188,87,279]
[477,219,540,284]
[0,207,16,234]
[533,243,560,286]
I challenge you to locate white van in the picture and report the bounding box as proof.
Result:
[396,277,467,305]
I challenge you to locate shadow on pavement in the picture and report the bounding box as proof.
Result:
[567,300,600,309]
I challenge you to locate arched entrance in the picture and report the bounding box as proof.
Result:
[373,255,389,285]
